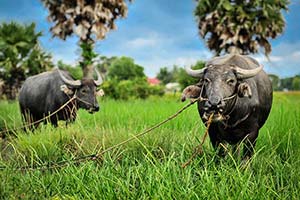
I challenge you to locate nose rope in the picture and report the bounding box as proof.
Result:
[66,90,95,108]
[198,84,208,101]
[222,93,237,101]
[75,96,94,107]
[200,84,238,120]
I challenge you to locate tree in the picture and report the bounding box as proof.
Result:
[156,67,173,85]
[108,57,145,81]
[177,61,205,89]
[100,56,164,100]
[57,60,83,80]
[156,65,181,85]
[268,74,280,91]
[292,76,300,90]
[41,0,132,78]
[280,77,293,91]
[194,0,289,56]
[0,22,52,99]
[94,55,117,80]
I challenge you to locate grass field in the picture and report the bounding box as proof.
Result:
[0,92,299,199]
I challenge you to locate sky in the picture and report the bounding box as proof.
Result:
[0,0,300,78]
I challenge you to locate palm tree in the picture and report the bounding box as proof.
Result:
[0,22,49,99]
[41,0,132,78]
[194,0,289,56]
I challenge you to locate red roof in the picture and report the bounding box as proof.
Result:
[147,77,160,85]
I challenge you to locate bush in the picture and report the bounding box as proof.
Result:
[101,78,165,100]
[149,85,165,97]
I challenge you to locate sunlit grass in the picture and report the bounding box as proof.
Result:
[0,92,300,199]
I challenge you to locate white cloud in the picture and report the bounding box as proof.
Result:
[135,49,212,77]
[291,51,300,59]
[253,41,300,77]
[254,55,283,63]
[126,37,158,49]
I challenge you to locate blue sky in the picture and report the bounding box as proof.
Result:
[0,0,299,78]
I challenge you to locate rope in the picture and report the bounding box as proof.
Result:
[181,113,214,168]
[0,97,202,171]
[0,96,77,136]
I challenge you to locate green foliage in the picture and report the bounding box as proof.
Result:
[177,61,205,89]
[156,67,174,84]
[292,76,300,90]
[79,41,98,77]
[108,57,146,81]
[156,61,205,89]
[102,78,164,100]
[0,93,300,198]
[194,0,289,56]
[95,56,118,80]
[57,60,83,80]
[0,22,52,99]
[80,42,97,66]
[148,85,165,97]
[269,74,280,91]
[269,74,300,91]
[156,65,181,85]
[280,77,294,90]
[100,56,159,100]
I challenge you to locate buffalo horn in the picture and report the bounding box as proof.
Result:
[235,64,263,79]
[58,69,81,87]
[94,67,103,86]
[185,65,206,78]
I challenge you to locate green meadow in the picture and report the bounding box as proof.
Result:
[0,92,299,199]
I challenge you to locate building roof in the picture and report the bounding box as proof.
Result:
[147,77,160,85]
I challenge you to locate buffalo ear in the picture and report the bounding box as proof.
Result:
[181,85,201,102]
[96,89,105,97]
[60,84,74,95]
[238,83,252,98]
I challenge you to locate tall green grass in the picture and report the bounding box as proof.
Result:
[0,92,299,199]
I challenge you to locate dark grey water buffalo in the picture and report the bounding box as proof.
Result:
[19,68,103,129]
[182,54,272,159]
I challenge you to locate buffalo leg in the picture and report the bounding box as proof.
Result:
[208,125,226,157]
[242,129,259,160]
[50,117,58,127]
[21,110,40,131]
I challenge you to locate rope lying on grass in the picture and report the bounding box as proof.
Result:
[0,97,210,171]
[182,113,213,168]
[0,96,77,137]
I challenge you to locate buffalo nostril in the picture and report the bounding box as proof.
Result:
[208,101,220,108]
[94,105,99,111]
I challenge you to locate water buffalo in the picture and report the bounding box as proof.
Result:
[19,68,103,129]
[182,54,272,160]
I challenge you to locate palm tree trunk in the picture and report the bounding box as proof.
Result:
[83,64,94,79]
[80,40,97,79]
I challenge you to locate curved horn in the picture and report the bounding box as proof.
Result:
[58,69,81,87]
[94,67,103,86]
[235,64,263,79]
[185,65,206,78]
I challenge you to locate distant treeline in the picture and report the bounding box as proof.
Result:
[269,74,300,91]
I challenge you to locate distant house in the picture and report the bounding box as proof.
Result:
[165,82,181,93]
[147,77,160,86]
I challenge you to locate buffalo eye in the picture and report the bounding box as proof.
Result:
[226,79,235,85]
[81,88,89,94]
[204,78,211,84]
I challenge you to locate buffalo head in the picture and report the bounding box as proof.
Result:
[185,54,262,121]
[58,68,103,113]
